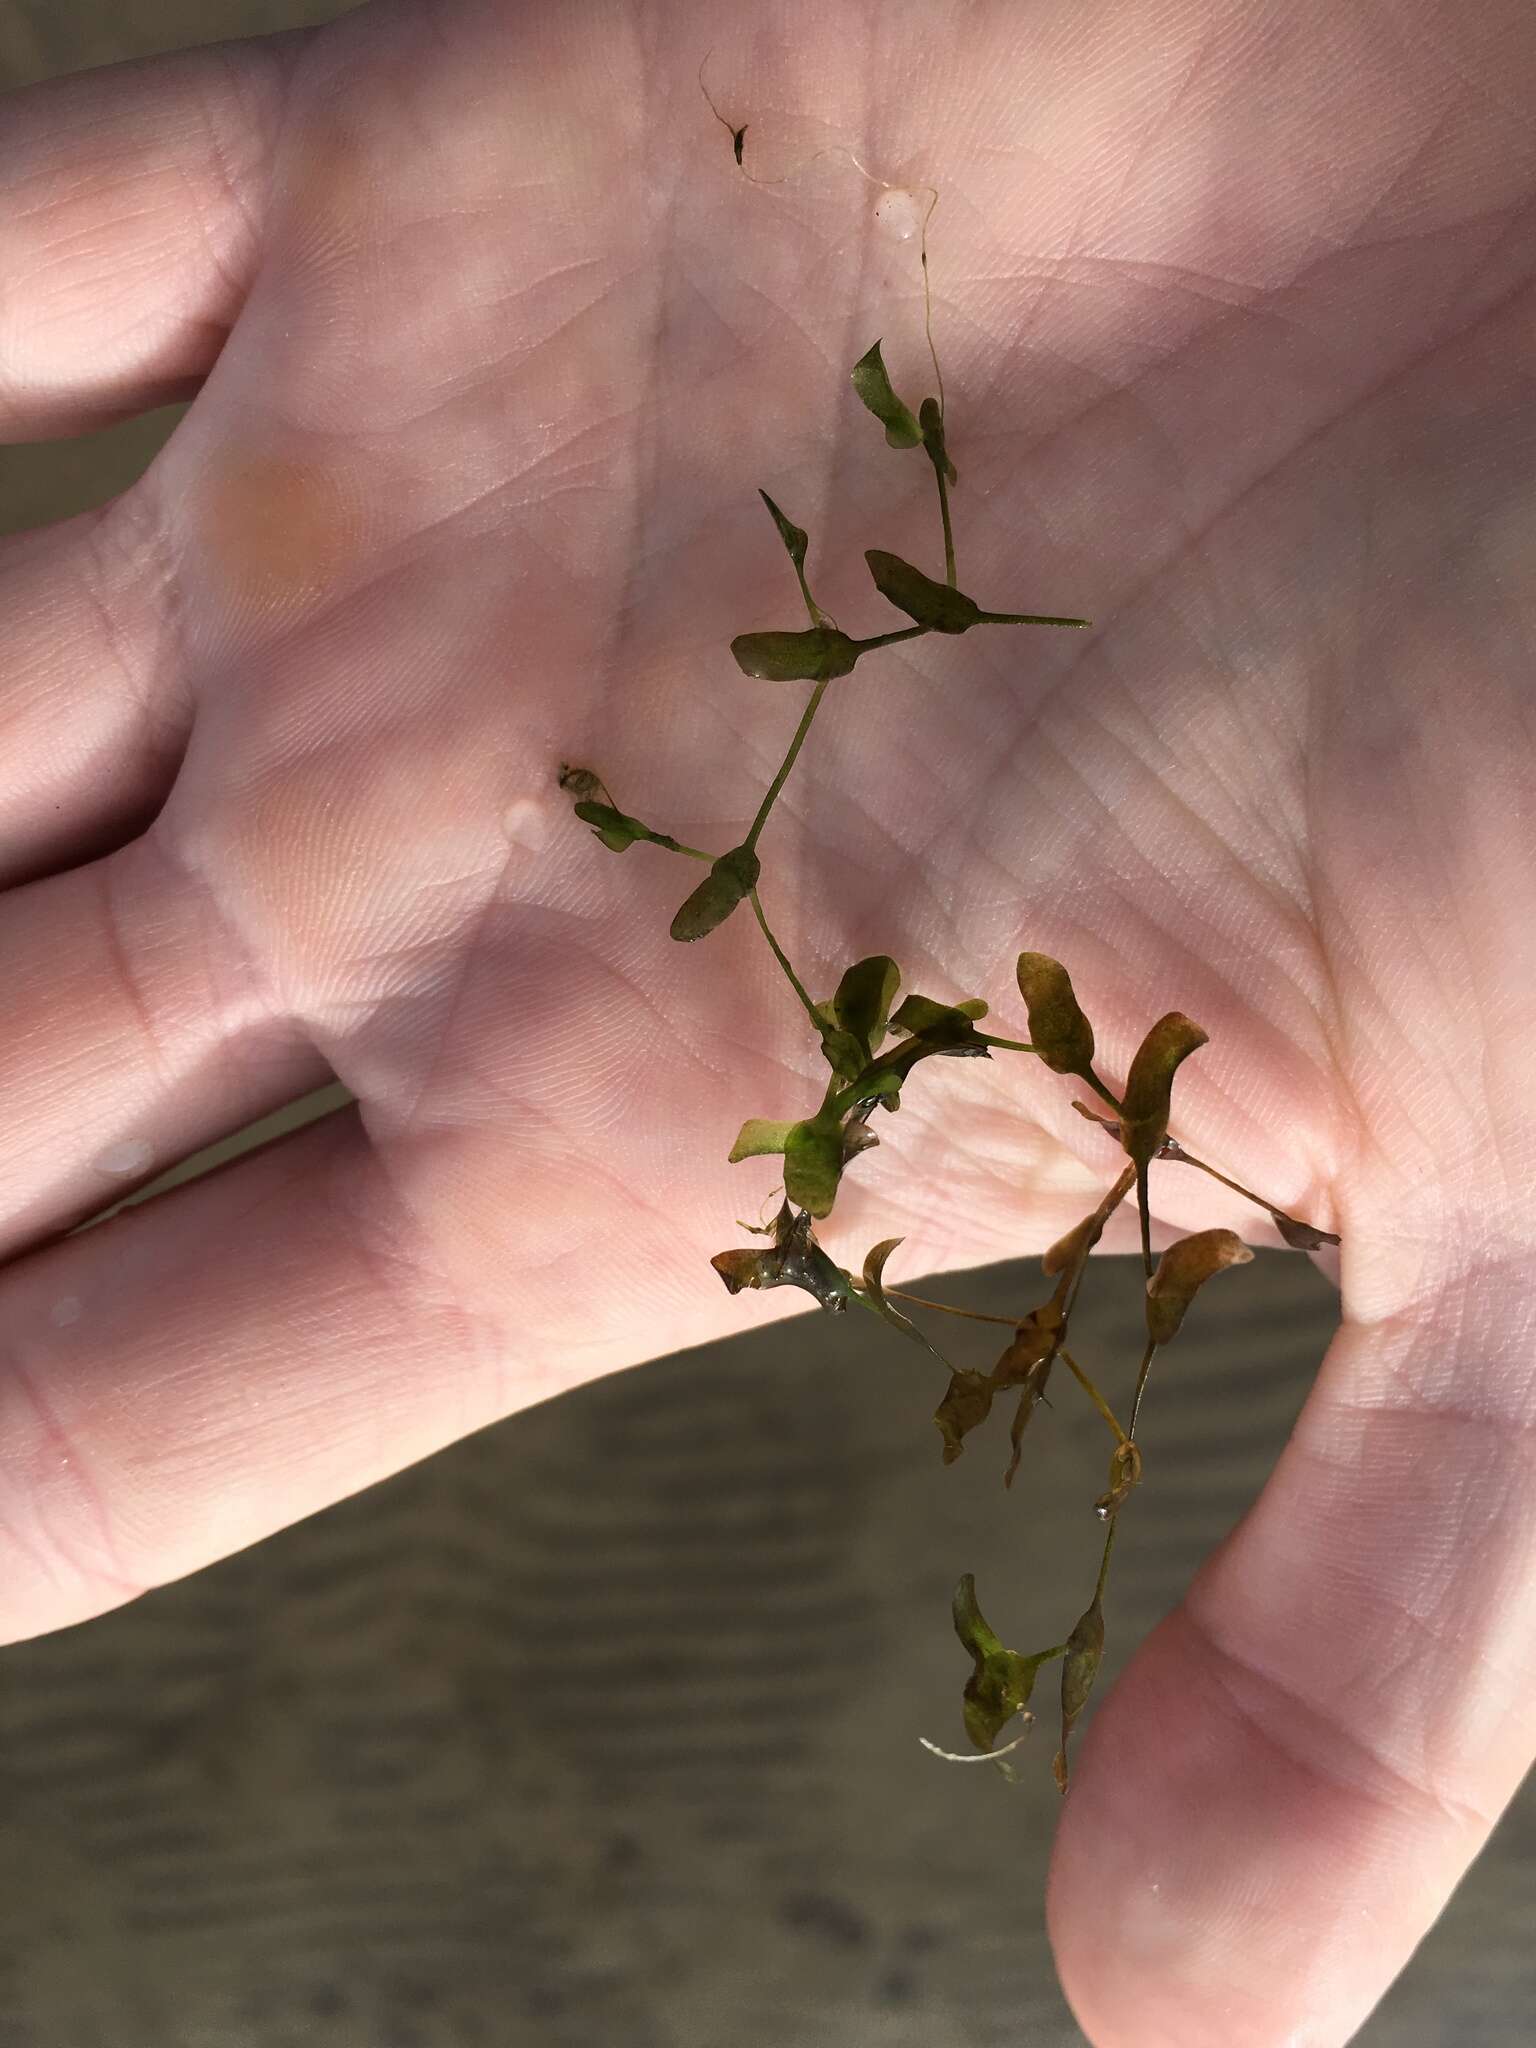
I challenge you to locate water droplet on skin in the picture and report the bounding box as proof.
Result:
[872,189,925,244]
[94,1138,153,1177]
[51,1296,82,1328]
[503,797,551,853]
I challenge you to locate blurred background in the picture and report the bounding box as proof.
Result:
[1,4,1530,2043]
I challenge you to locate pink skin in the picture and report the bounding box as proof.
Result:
[0,1,1533,2039]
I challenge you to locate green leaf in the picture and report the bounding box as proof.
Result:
[934,1369,997,1465]
[1015,953,1096,1077]
[669,844,761,942]
[728,1118,797,1162]
[1145,1228,1254,1347]
[832,956,901,1064]
[572,800,686,855]
[952,1575,1053,1752]
[919,396,958,486]
[857,1237,951,1366]
[710,1202,851,1313]
[888,994,989,1047]
[783,1114,845,1218]
[730,627,863,682]
[865,549,982,634]
[757,489,808,571]
[1053,1595,1106,1792]
[1119,1012,1209,1171]
[850,340,923,448]
[818,1027,869,1082]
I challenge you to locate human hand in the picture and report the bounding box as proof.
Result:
[1,3,1532,2041]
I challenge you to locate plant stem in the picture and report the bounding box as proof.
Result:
[1136,1164,1153,1278]
[977,609,1091,629]
[1163,1144,1335,1242]
[1060,1350,1129,1444]
[886,1287,1018,1328]
[743,679,830,853]
[851,625,931,658]
[1127,1337,1158,1439]
[979,1034,1041,1056]
[1093,1515,1118,1603]
[748,889,823,1033]
[1082,1069,1123,1113]
[936,465,956,588]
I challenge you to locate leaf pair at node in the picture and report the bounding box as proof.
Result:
[727,955,990,1218]
[670,844,761,943]
[951,1573,1065,1758]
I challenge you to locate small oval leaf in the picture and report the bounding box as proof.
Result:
[1119,1012,1209,1170]
[1145,1228,1254,1346]
[1015,953,1096,1076]
[865,549,981,633]
[727,1118,796,1163]
[850,339,923,448]
[669,844,761,943]
[730,627,862,682]
[832,956,902,1064]
[783,1114,845,1218]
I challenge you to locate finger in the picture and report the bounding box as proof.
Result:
[1048,1255,1536,2046]
[0,492,189,886]
[0,1099,739,1644]
[0,31,311,440]
[0,833,328,1256]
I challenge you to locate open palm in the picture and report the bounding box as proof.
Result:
[2,1,1532,2041]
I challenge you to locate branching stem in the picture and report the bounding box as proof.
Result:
[886,1288,1017,1328]
[748,889,822,1032]
[1060,1349,1130,1444]
[1127,1337,1158,1440]
[744,680,829,853]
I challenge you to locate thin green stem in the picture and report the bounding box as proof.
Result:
[1082,1068,1123,1114]
[886,1287,1018,1329]
[1136,1164,1153,1278]
[743,679,830,853]
[748,889,823,1033]
[936,465,956,588]
[918,191,943,421]
[976,609,1091,629]
[979,1034,1041,1056]
[1163,1144,1332,1243]
[1060,1350,1129,1444]
[851,625,930,657]
[1093,1516,1118,1604]
[1127,1337,1158,1440]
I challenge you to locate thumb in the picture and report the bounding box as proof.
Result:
[1047,1244,1536,2046]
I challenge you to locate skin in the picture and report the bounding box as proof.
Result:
[0,0,1532,2038]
